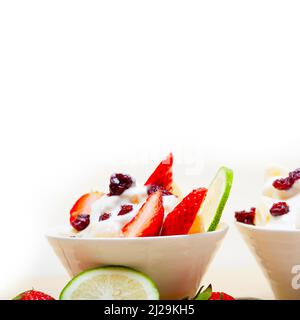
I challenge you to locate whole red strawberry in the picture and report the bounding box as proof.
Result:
[194,285,235,300]
[13,290,55,300]
[209,292,235,300]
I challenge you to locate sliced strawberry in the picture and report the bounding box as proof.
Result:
[161,188,207,236]
[70,191,103,215]
[145,153,173,192]
[70,191,103,231]
[122,191,164,237]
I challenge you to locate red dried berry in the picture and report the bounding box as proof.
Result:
[273,168,300,191]
[289,168,300,181]
[99,212,111,221]
[272,177,294,190]
[118,204,133,216]
[270,202,289,216]
[235,207,256,225]
[147,184,172,196]
[71,214,90,231]
[109,173,134,196]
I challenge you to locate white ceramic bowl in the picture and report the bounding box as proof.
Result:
[236,222,300,300]
[46,223,228,300]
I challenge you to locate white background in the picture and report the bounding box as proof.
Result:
[0,0,300,299]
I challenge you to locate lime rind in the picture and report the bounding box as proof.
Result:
[202,166,234,232]
[59,266,159,300]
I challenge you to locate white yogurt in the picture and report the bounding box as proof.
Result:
[77,185,179,238]
[255,166,300,230]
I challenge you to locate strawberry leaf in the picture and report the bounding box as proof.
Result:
[194,284,212,300]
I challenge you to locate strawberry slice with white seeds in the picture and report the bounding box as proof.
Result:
[145,153,173,192]
[161,188,207,236]
[122,191,164,237]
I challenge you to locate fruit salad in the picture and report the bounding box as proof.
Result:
[68,153,233,238]
[235,166,300,229]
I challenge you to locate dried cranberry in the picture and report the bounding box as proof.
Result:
[273,168,300,191]
[71,214,90,231]
[147,184,172,196]
[118,204,133,216]
[272,177,294,190]
[109,173,134,196]
[289,168,300,181]
[99,212,111,221]
[235,207,256,225]
[270,202,289,216]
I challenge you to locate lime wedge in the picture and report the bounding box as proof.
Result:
[59,266,159,300]
[201,167,233,232]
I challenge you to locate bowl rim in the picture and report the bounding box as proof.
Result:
[235,221,300,234]
[45,222,229,241]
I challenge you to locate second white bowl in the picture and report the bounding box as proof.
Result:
[236,222,300,300]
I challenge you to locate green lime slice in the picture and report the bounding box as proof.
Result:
[201,166,233,232]
[59,266,159,300]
